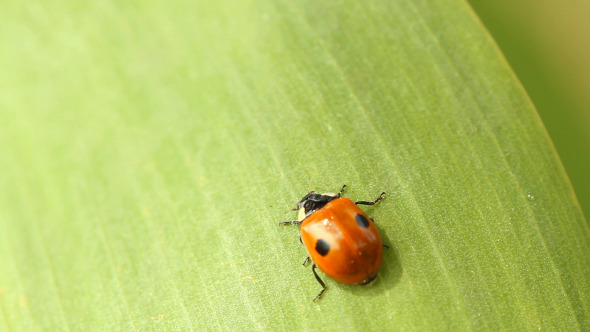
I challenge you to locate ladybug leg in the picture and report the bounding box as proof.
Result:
[337,184,347,197]
[302,256,310,265]
[355,192,386,206]
[279,220,302,225]
[311,263,327,302]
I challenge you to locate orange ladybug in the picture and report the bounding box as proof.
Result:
[280,185,386,301]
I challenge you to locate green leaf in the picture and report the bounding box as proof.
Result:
[468,0,590,228]
[1,0,589,330]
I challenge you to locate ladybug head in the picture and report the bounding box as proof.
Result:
[296,191,339,217]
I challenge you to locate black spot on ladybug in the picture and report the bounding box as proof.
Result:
[315,239,330,256]
[356,214,370,228]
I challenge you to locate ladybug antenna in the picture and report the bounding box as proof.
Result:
[306,178,312,194]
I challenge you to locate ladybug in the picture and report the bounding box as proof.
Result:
[280,184,386,301]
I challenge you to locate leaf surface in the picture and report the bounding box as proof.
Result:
[1,0,589,330]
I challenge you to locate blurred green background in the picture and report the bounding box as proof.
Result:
[468,0,590,220]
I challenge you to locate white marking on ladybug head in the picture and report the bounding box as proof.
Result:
[297,207,306,221]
